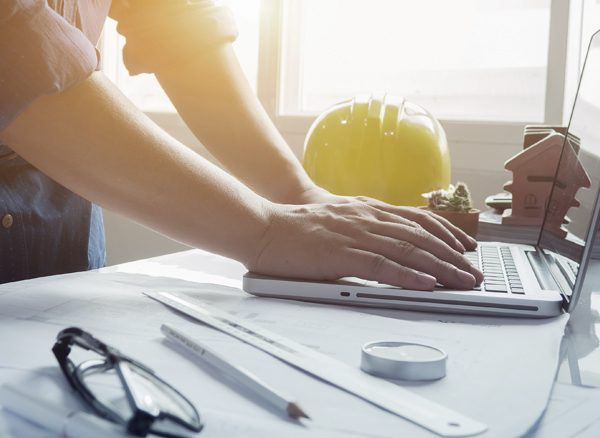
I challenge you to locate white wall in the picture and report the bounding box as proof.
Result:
[103,114,521,265]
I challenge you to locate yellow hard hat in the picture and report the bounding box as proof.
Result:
[303,94,451,206]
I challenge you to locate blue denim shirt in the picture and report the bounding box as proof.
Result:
[0,1,236,283]
[0,145,105,283]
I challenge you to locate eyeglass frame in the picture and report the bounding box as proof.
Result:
[52,326,203,437]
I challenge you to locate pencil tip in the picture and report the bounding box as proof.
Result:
[287,403,310,420]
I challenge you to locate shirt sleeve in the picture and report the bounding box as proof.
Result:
[0,1,99,132]
[109,0,238,76]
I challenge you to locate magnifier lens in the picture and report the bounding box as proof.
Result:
[365,344,444,361]
[361,341,447,381]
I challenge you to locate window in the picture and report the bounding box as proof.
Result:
[581,0,600,64]
[102,1,592,135]
[280,0,551,122]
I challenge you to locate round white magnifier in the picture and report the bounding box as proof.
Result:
[360,341,447,381]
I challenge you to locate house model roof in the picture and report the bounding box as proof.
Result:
[504,133,565,171]
[505,133,589,184]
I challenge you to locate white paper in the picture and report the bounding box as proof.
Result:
[0,250,570,437]
[528,383,600,436]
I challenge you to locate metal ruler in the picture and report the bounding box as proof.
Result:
[145,291,486,437]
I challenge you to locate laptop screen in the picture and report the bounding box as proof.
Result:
[538,31,600,299]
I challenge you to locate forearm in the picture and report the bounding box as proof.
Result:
[0,72,270,265]
[155,45,316,204]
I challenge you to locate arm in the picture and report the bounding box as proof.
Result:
[1,1,481,289]
[155,45,316,205]
[0,72,481,290]
[103,0,481,284]
[1,72,269,265]
[108,0,313,204]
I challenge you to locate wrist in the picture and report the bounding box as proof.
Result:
[286,185,348,205]
[281,184,331,204]
[243,199,283,270]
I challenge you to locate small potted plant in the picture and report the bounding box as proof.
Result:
[422,182,480,237]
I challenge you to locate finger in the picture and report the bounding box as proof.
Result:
[355,235,477,289]
[371,206,466,253]
[423,210,478,250]
[362,197,478,251]
[365,222,483,284]
[341,248,437,290]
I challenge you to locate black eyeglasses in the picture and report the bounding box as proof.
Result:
[52,327,203,437]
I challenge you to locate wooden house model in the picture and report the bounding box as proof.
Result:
[502,132,590,234]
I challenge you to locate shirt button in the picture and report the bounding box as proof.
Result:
[2,214,13,229]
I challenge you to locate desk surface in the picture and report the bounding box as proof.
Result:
[0,249,599,437]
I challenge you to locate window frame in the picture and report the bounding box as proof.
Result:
[256,0,579,148]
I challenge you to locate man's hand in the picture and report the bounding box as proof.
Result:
[248,200,483,291]
[290,186,478,253]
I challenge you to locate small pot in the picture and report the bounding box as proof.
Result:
[421,207,480,238]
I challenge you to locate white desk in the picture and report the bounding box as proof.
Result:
[0,249,599,437]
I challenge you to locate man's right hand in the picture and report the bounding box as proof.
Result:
[247,201,483,290]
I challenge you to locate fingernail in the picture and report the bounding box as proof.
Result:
[456,240,466,253]
[471,272,484,286]
[455,269,476,288]
[468,236,477,246]
[418,273,437,290]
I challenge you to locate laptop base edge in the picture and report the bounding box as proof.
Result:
[243,273,563,319]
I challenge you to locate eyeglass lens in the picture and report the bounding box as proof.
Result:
[70,343,201,437]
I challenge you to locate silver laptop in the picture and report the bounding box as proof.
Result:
[243,31,600,318]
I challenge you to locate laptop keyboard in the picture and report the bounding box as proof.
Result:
[465,246,525,294]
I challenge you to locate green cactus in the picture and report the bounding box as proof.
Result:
[423,182,473,213]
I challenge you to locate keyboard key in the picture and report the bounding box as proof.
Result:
[485,284,508,292]
[485,282,507,287]
[476,245,527,294]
